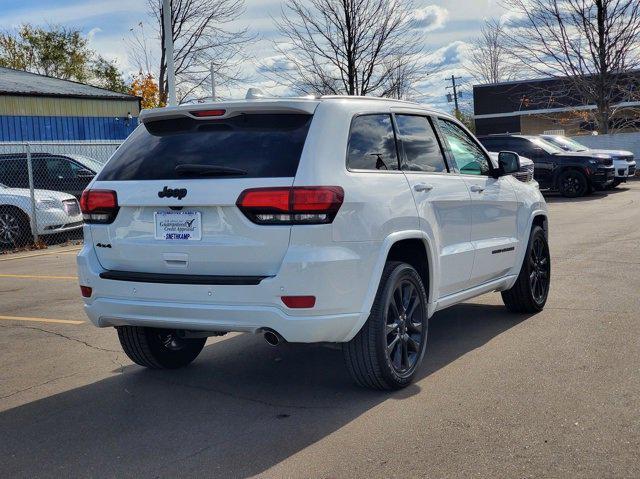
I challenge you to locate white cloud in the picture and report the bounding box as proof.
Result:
[409,5,450,33]
[257,55,296,74]
[427,41,469,68]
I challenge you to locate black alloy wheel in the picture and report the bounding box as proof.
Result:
[385,279,425,375]
[559,170,588,197]
[529,235,550,305]
[344,261,429,390]
[502,225,551,314]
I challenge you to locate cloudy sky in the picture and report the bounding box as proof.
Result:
[0,0,507,111]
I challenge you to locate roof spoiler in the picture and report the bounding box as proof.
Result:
[139,99,319,124]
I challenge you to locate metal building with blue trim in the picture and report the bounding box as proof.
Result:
[0,67,141,141]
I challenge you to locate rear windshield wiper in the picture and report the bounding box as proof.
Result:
[174,164,248,177]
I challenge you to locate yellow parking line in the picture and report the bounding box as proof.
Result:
[0,274,77,280]
[0,247,82,262]
[0,315,85,325]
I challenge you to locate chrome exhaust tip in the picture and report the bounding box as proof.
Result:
[263,330,281,346]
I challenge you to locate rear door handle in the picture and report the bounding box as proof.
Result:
[470,185,485,193]
[413,183,434,192]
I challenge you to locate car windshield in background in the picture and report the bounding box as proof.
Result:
[72,155,104,173]
[545,136,588,152]
[98,114,313,181]
[530,137,564,155]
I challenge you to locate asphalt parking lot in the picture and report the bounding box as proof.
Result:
[1,182,639,479]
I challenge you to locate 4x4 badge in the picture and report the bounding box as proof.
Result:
[158,186,188,200]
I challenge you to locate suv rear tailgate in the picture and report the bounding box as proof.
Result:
[87,111,314,278]
[89,178,294,276]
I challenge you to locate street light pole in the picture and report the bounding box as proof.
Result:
[162,0,177,106]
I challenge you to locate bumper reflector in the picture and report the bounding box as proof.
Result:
[281,296,316,308]
[80,286,93,298]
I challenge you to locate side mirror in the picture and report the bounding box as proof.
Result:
[498,151,520,176]
[76,168,95,179]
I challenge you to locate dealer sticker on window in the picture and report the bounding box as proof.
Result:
[154,211,202,241]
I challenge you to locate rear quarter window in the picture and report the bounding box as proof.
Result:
[0,158,27,184]
[98,114,312,181]
[346,114,399,171]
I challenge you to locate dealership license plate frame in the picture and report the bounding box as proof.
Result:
[154,210,202,241]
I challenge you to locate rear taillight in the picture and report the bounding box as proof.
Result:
[80,189,119,224]
[236,186,344,225]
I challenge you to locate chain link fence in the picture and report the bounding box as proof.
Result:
[0,141,121,249]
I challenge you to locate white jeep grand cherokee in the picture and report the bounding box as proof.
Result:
[77,97,550,390]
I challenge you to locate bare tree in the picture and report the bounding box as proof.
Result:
[267,0,430,97]
[381,58,429,100]
[502,0,640,133]
[465,19,515,84]
[126,22,153,75]
[129,0,253,104]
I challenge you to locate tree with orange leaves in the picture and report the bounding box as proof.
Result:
[129,71,163,109]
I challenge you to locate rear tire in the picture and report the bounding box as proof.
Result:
[502,225,550,314]
[117,326,206,369]
[0,205,32,247]
[343,262,429,390]
[558,170,588,197]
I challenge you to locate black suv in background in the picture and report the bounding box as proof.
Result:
[478,135,615,197]
[0,153,99,198]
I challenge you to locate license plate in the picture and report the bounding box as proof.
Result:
[155,211,202,241]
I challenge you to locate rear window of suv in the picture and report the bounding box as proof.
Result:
[98,113,313,181]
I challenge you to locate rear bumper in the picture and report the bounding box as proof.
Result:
[84,298,360,343]
[77,239,379,343]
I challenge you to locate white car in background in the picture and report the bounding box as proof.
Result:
[541,135,636,187]
[0,183,83,246]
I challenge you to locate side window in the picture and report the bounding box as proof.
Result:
[347,114,399,171]
[395,115,447,173]
[45,158,75,179]
[0,160,11,180]
[512,139,545,159]
[478,139,506,153]
[437,119,491,176]
[0,159,27,185]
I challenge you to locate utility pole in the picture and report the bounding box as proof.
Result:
[162,0,177,106]
[445,75,463,115]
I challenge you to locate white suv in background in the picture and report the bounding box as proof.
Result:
[77,97,550,390]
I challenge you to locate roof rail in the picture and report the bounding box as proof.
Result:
[319,95,420,105]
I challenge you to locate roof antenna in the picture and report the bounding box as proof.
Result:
[246,88,267,99]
